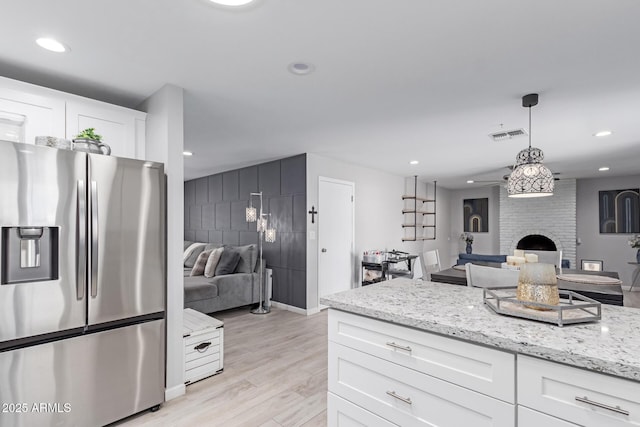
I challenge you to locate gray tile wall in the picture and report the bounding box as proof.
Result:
[184,154,307,309]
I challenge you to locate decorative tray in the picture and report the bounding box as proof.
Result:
[483,287,601,327]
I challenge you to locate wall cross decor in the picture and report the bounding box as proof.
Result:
[308,206,318,224]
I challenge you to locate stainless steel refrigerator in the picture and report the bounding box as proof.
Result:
[0,141,166,427]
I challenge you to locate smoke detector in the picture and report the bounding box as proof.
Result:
[489,128,528,141]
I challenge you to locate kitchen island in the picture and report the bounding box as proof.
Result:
[321,278,640,427]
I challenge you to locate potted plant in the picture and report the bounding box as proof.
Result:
[460,232,474,254]
[73,128,111,155]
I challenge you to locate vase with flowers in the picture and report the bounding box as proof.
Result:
[629,234,640,263]
[461,232,474,254]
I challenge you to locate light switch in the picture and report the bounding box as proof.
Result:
[309,230,316,240]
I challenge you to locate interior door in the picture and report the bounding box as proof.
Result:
[318,177,354,303]
[0,142,86,343]
[87,154,165,326]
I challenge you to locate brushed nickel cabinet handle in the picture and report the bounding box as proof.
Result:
[386,390,412,405]
[386,342,412,353]
[575,396,630,416]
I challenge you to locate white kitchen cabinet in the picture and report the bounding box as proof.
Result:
[328,392,398,427]
[0,86,65,144]
[328,310,515,427]
[0,76,146,160]
[66,100,146,159]
[518,355,640,427]
[518,406,578,427]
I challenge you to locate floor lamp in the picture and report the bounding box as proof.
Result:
[246,192,276,315]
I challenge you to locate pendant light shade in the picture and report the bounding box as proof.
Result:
[507,94,555,198]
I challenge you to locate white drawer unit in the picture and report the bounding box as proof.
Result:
[518,406,578,427]
[329,343,514,427]
[183,308,224,384]
[329,308,515,403]
[328,393,398,427]
[518,355,640,426]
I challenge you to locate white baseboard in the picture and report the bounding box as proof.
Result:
[165,383,186,401]
[270,301,316,316]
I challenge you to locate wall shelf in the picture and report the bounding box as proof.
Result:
[402,176,436,242]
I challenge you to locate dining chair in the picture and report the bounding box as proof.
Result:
[419,249,441,280]
[465,263,519,288]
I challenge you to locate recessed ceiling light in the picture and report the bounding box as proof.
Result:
[36,37,67,53]
[208,0,255,5]
[183,151,193,156]
[288,62,315,75]
[594,130,612,137]
[409,160,419,165]
[467,180,474,184]
[598,166,610,171]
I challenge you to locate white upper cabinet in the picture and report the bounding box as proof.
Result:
[0,76,146,160]
[66,100,146,159]
[0,86,65,144]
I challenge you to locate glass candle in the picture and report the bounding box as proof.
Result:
[516,263,559,310]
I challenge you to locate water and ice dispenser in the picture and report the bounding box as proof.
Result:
[1,226,59,284]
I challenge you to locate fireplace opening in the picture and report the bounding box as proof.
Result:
[517,234,557,251]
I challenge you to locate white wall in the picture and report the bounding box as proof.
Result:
[577,174,640,288]
[306,154,451,310]
[449,186,500,259]
[139,84,185,401]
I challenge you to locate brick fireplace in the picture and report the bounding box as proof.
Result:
[499,179,577,268]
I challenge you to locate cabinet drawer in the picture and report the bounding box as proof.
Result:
[329,309,515,403]
[518,406,578,427]
[329,342,514,427]
[185,335,220,358]
[518,355,640,426]
[328,393,398,427]
[185,330,220,348]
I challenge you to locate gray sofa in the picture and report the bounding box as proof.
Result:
[183,242,260,314]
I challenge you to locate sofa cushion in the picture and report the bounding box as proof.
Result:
[204,247,224,278]
[190,249,212,276]
[456,253,507,265]
[215,247,241,276]
[184,240,194,251]
[184,242,207,268]
[234,244,257,274]
[184,277,218,303]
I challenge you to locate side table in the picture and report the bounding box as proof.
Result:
[183,308,224,385]
[629,262,640,290]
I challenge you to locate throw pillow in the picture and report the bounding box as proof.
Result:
[215,247,241,276]
[190,249,212,276]
[204,247,224,278]
[234,244,257,273]
[184,243,206,268]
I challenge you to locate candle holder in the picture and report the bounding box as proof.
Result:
[516,263,559,310]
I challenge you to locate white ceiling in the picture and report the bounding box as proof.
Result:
[2,0,639,188]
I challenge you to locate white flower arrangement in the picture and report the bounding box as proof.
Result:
[628,234,640,249]
[460,232,474,244]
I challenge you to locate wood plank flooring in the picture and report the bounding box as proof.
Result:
[117,307,328,427]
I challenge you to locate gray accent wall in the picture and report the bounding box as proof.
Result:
[184,154,307,309]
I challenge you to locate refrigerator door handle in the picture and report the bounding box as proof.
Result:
[77,180,86,300]
[90,180,99,298]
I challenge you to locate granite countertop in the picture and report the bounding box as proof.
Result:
[320,278,640,382]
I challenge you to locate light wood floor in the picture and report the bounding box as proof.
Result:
[117,307,328,427]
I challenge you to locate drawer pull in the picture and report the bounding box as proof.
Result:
[575,396,630,416]
[386,342,412,353]
[194,342,212,353]
[386,390,412,405]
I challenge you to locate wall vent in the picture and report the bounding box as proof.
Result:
[489,128,528,141]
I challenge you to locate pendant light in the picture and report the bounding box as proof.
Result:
[507,93,555,198]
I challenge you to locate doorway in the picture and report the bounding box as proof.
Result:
[318,177,355,305]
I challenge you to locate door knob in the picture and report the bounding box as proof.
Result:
[321,248,327,252]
